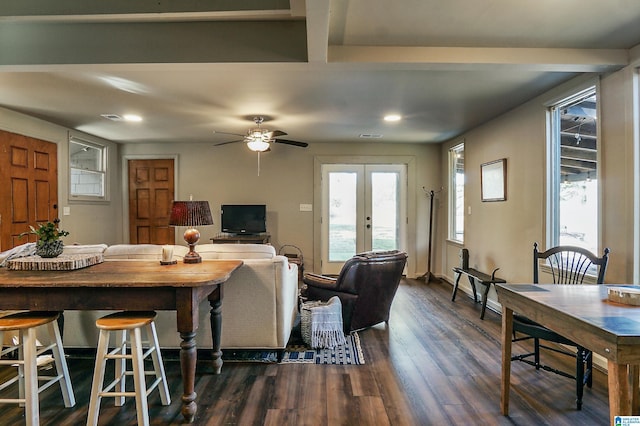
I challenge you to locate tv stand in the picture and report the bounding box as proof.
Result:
[210,234,270,244]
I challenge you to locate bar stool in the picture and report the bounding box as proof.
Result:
[87,311,170,426]
[0,311,76,426]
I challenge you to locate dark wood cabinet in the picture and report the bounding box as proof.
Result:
[210,234,270,244]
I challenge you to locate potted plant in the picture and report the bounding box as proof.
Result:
[20,218,70,258]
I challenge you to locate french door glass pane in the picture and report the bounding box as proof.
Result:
[371,172,398,251]
[328,172,357,261]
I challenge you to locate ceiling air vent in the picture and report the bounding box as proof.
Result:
[359,134,383,139]
[100,114,123,121]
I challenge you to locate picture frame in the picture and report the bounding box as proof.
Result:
[481,158,507,202]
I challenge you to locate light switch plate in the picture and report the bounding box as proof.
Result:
[300,204,313,212]
[63,206,71,216]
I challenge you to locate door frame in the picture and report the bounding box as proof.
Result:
[121,154,179,243]
[313,155,417,277]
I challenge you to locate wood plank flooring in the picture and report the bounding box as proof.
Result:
[0,278,610,425]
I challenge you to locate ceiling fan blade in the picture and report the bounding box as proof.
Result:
[213,130,245,137]
[214,139,244,146]
[274,138,309,148]
[271,130,287,137]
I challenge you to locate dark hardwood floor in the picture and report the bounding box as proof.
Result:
[0,278,610,425]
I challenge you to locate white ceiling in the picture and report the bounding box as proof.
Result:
[0,0,639,147]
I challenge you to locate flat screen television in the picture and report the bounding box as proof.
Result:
[220,204,267,235]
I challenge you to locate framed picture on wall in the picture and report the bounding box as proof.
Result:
[481,158,507,202]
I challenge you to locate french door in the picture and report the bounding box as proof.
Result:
[321,164,407,274]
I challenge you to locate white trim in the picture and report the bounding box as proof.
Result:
[545,82,600,251]
[634,68,640,284]
[68,133,109,202]
[313,155,416,277]
[448,142,465,242]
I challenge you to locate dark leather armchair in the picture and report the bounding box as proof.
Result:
[301,250,407,333]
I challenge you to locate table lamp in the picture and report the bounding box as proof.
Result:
[169,200,213,264]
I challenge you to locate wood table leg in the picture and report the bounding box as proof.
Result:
[631,365,640,415]
[500,306,513,415]
[180,331,197,423]
[208,286,223,374]
[608,360,631,425]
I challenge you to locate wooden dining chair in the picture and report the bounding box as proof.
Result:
[511,242,610,410]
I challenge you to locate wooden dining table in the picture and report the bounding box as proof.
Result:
[0,259,243,424]
[496,283,640,426]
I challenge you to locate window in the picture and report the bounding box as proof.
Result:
[449,143,465,242]
[548,86,598,255]
[69,136,107,200]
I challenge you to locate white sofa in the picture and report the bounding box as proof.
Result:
[60,243,299,352]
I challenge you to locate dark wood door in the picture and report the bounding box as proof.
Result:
[0,130,59,251]
[128,159,175,244]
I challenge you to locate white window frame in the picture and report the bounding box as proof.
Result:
[546,84,599,253]
[69,135,109,202]
[449,142,465,242]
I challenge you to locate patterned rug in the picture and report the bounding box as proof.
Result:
[222,332,365,365]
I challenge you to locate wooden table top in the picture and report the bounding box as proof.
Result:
[496,283,640,363]
[0,259,243,288]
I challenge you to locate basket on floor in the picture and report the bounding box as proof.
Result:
[300,297,346,349]
[278,244,304,279]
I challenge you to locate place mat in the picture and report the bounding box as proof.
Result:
[6,253,104,271]
[503,284,549,292]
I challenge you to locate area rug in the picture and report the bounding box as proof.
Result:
[222,332,365,365]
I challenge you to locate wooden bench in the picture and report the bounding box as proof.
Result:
[451,267,506,319]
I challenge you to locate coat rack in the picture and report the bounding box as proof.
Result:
[420,187,442,283]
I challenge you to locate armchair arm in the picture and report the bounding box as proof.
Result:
[302,273,338,290]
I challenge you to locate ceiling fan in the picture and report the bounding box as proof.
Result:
[213,116,309,152]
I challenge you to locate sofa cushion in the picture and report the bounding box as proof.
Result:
[62,244,108,255]
[197,243,276,260]
[104,244,188,260]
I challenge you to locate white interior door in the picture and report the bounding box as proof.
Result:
[321,164,407,274]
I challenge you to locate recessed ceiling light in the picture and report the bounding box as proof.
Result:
[384,114,402,122]
[100,114,123,121]
[123,114,143,122]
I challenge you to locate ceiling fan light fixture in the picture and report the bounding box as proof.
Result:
[247,139,270,152]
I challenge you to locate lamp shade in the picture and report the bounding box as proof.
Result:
[169,201,213,227]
